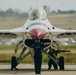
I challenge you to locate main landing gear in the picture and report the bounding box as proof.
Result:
[59,56,64,70]
[11,40,31,70]
[11,51,31,70]
[11,56,17,70]
[43,41,70,70]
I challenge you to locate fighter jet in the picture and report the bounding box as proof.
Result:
[0,7,76,74]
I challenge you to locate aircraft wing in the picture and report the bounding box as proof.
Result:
[0,26,25,37]
[46,18,76,35]
[0,27,23,33]
[0,19,30,38]
[50,26,76,38]
[0,19,30,33]
[50,26,76,33]
[0,26,24,38]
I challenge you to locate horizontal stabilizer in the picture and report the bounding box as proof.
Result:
[0,32,17,38]
[57,32,76,38]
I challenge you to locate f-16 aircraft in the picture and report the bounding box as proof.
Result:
[0,6,76,74]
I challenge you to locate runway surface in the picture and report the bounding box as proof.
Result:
[0,64,76,75]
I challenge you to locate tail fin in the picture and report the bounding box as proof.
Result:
[37,0,39,8]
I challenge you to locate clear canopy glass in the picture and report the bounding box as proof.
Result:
[29,8,47,20]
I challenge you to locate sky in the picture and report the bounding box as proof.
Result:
[0,0,76,12]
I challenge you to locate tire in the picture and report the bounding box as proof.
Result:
[50,59,58,70]
[53,63,58,70]
[11,56,17,70]
[59,56,64,70]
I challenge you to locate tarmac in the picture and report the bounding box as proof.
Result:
[0,64,76,75]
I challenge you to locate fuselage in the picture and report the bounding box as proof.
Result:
[27,20,49,38]
[25,8,52,39]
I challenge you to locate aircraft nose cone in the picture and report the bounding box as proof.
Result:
[29,28,48,38]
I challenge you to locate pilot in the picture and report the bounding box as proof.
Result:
[32,11,37,20]
[32,38,43,74]
[48,47,59,70]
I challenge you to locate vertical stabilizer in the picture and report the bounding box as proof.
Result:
[37,0,39,8]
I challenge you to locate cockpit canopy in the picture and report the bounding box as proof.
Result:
[29,8,47,20]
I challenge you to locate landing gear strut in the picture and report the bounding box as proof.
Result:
[43,40,70,70]
[11,40,31,70]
